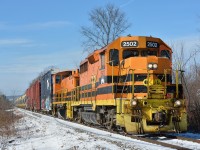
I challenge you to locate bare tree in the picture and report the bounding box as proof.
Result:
[184,63,200,132]
[80,3,131,53]
[171,41,200,71]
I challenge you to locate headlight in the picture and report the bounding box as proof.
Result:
[148,64,153,69]
[174,100,181,107]
[148,63,158,70]
[131,100,137,106]
[153,63,158,69]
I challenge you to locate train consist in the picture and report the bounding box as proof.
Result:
[16,35,187,134]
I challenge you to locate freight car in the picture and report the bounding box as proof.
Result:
[40,69,56,113]
[26,79,40,111]
[52,35,187,134]
[24,69,58,113]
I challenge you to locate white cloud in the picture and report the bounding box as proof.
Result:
[0,38,32,45]
[0,49,86,74]
[120,0,135,8]
[0,64,40,74]
[0,21,72,30]
[23,21,72,30]
[0,48,86,95]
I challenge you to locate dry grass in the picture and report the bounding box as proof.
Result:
[0,95,22,149]
[0,111,22,137]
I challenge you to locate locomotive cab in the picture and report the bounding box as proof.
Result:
[104,36,187,133]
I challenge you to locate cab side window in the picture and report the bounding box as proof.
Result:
[56,75,61,84]
[80,62,88,73]
[100,52,105,69]
[109,49,119,66]
[160,50,170,59]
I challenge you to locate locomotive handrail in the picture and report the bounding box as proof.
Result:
[147,69,150,98]
[128,69,135,99]
[106,60,114,98]
[54,88,68,102]
[176,70,179,99]
[164,69,171,98]
[111,61,114,98]
[164,69,179,99]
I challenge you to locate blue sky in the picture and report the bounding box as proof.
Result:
[0,0,199,96]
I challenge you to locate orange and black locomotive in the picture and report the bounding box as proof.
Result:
[52,35,187,134]
[18,35,187,134]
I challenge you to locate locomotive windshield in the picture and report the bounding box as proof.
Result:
[160,50,170,59]
[123,50,139,59]
[141,50,157,57]
[123,49,158,59]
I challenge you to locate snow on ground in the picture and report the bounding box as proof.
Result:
[157,133,200,150]
[158,138,200,150]
[1,108,199,150]
[3,108,171,150]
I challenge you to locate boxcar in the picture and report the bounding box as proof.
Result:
[25,79,40,111]
[40,70,57,113]
[33,80,41,111]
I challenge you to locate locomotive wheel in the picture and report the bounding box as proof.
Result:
[104,109,116,130]
[77,108,83,123]
[77,112,82,123]
[52,105,57,117]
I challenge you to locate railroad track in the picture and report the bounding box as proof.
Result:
[129,135,191,150]
[18,108,200,150]
[86,127,197,150]
[130,134,200,150]
[142,134,200,144]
